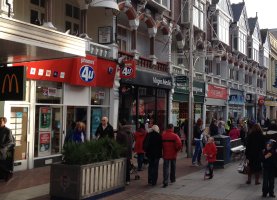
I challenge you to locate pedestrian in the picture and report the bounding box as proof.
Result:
[203,137,217,179]
[64,121,76,143]
[134,123,147,171]
[209,119,218,136]
[179,120,186,152]
[228,124,240,140]
[262,139,277,198]
[143,125,162,186]
[72,122,86,143]
[0,117,15,182]
[116,119,133,185]
[95,116,114,139]
[161,124,182,188]
[192,118,203,166]
[245,123,266,185]
[217,121,226,135]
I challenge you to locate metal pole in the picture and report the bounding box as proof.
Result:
[187,0,194,157]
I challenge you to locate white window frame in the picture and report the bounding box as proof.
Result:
[30,0,45,25]
[238,30,247,55]
[193,0,204,30]
[65,3,80,35]
[218,15,229,45]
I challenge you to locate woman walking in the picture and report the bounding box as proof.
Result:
[245,123,266,185]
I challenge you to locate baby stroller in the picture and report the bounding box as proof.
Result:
[130,160,140,180]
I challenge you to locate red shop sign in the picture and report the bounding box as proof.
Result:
[13,55,116,88]
[207,84,228,100]
[258,96,265,105]
[120,60,136,79]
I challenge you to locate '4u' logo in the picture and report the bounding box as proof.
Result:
[121,66,133,76]
[80,65,95,82]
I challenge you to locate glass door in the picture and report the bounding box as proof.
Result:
[10,107,29,171]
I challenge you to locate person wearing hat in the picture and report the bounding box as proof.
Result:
[262,139,277,198]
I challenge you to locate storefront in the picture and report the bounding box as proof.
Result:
[119,70,172,132]
[7,55,116,170]
[265,98,277,119]
[245,93,256,120]
[205,84,228,125]
[228,89,245,121]
[172,76,205,125]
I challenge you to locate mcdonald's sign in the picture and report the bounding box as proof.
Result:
[0,67,25,101]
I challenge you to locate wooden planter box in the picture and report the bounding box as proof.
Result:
[50,158,126,200]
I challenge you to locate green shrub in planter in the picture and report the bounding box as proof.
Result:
[62,137,125,165]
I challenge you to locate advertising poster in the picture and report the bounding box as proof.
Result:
[91,108,102,138]
[39,107,52,131]
[38,132,51,156]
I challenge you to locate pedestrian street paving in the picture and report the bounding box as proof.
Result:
[126,162,273,200]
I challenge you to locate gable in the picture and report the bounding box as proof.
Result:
[218,0,233,18]
[238,7,248,32]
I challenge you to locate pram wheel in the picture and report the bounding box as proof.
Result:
[135,175,140,180]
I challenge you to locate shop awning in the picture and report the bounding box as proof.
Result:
[0,16,86,64]
[90,0,119,10]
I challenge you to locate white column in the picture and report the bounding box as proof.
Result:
[167,24,174,124]
[202,103,207,128]
[253,73,257,87]
[109,70,120,130]
[168,89,174,124]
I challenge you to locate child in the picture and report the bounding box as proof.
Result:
[262,139,277,198]
[203,137,217,179]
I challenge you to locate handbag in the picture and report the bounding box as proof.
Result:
[238,156,249,174]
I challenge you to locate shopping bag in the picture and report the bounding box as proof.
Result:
[238,158,248,174]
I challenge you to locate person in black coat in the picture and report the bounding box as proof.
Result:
[209,119,218,136]
[0,117,15,181]
[245,123,266,185]
[116,120,133,185]
[95,116,114,139]
[262,139,277,198]
[143,125,162,186]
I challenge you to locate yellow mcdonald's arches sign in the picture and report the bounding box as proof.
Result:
[2,74,19,94]
[0,67,25,101]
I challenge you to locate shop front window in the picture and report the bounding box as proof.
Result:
[91,87,110,105]
[138,87,155,126]
[35,106,62,157]
[36,81,62,104]
[119,85,136,126]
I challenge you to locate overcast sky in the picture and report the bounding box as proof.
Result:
[230,0,277,29]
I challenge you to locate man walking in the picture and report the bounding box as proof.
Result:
[0,117,15,181]
[162,124,182,188]
[95,116,114,139]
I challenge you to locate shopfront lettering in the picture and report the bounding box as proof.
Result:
[153,77,172,86]
[81,58,94,65]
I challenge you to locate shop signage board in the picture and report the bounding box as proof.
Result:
[228,95,244,105]
[98,26,113,44]
[13,55,117,88]
[121,70,172,89]
[207,84,228,100]
[0,66,26,101]
[120,60,136,79]
[174,77,205,96]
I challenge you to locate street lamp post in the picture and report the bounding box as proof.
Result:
[187,0,194,157]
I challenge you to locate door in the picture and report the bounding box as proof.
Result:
[10,107,29,171]
[65,106,88,141]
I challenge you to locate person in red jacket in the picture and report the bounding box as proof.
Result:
[228,124,240,140]
[134,123,147,171]
[162,124,182,188]
[203,137,217,179]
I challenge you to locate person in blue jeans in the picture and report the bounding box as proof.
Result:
[192,118,203,166]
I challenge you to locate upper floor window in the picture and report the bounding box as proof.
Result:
[154,0,170,9]
[218,15,229,45]
[193,0,204,30]
[117,26,129,52]
[30,0,45,25]
[65,4,80,35]
[238,31,247,55]
[252,40,259,62]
